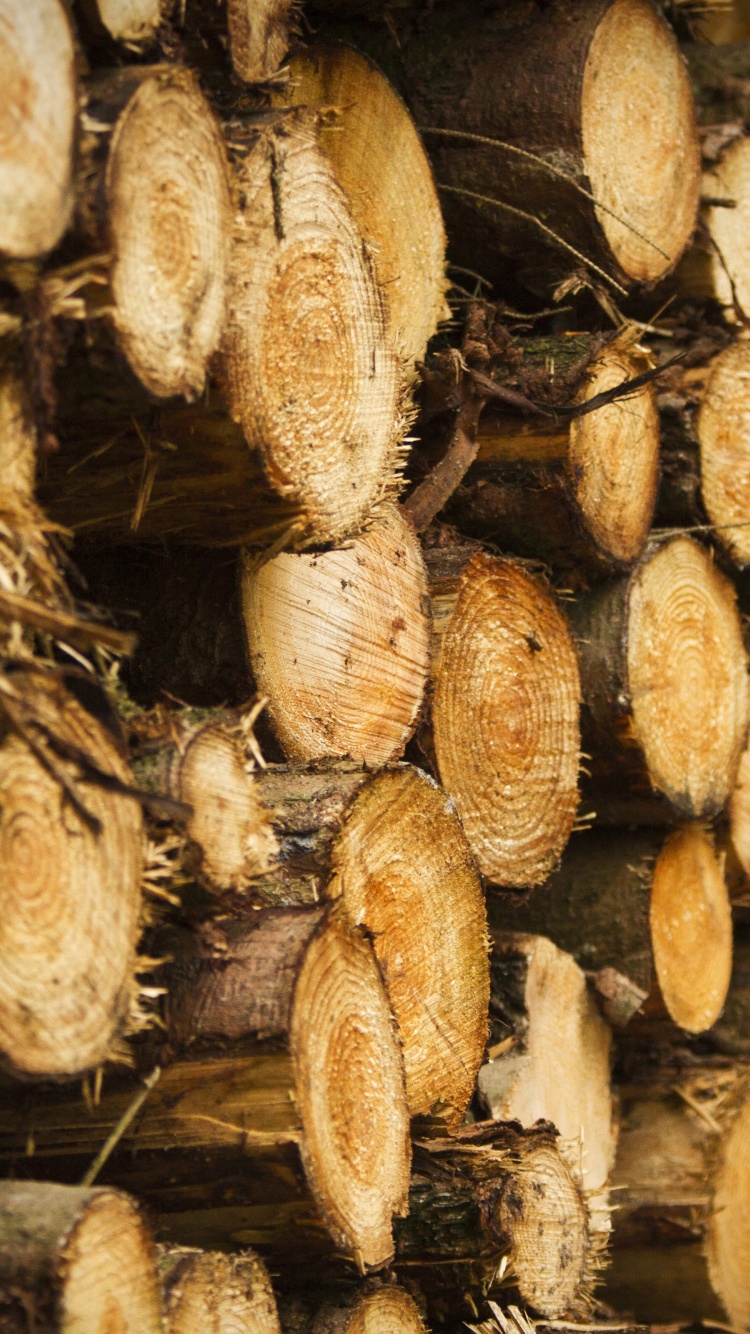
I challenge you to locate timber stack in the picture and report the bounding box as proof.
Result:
[4,0,750,1330]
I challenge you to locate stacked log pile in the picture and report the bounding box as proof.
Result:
[5,0,750,1331]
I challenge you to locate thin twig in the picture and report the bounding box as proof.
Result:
[438,183,629,296]
[424,126,669,260]
[80,1067,162,1187]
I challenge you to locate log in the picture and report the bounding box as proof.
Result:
[72,65,232,400]
[271,45,448,367]
[277,1281,426,1333]
[180,0,293,82]
[217,108,405,548]
[477,933,615,1212]
[445,336,660,577]
[673,134,750,321]
[492,825,733,1034]
[569,535,750,820]
[129,703,279,895]
[77,0,165,46]
[0,0,76,258]
[395,1122,593,1324]
[161,1247,281,1333]
[0,1181,161,1333]
[0,665,147,1079]
[318,0,701,291]
[0,339,37,500]
[606,1067,750,1328]
[0,906,412,1273]
[729,740,750,893]
[243,505,431,766]
[425,545,581,888]
[250,762,489,1128]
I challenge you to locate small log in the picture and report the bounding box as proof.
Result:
[477,933,615,1209]
[493,825,733,1034]
[244,504,431,766]
[218,108,405,548]
[271,45,448,367]
[673,134,750,321]
[395,1122,593,1324]
[0,0,76,258]
[130,704,278,895]
[0,666,146,1079]
[161,1247,281,1333]
[446,337,660,577]
[278,1281,426,1333]
[251,762,489,1128]
[425,545,581,888]
[0,906,411,1273]
[569,535,750,819]
[71,65,232,400]
[607,1067,750,1328]
[0,1181,161,1332]
[77,0,165,46]
[181,0,293,82]
[0,339,37,500]
[729,740,750,893]
[321,0,700,290]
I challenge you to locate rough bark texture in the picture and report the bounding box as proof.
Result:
[445,337,660,578]
[493,825,733,1034]
[311,0,700,290]
[0,1182,161,1333]
[569,535,750,820]
[425,544,581,887]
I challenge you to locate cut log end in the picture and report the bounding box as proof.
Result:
[106,67,231,399]
[500,1142,589,1320]
[220,112,404,547]
[0,671,145,1078]
[291,914,411,1271]
[581,0,700,283]
[302,1285,428,1333]
[697,342,750,567]
[277,45,448,367]
[730,742,750,886]
[650,825,733,1034]
[432,553,580,887]
[329,766,489,1127]
[627,537,750,817]
[688,135,750,320]
[0,0,76,257]
[244,505,430,766]
[227,0,291,81]
[162,1248,281,1333]
[0,1183,161,1333]
[708,1094,750,1329]
[569,342,659,565]
[93,0,163,44]
[176,722,278,894]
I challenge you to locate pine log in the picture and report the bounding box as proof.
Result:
[217,108,406,548]
[569,535,750,820]
[606,1067,750,1328]
[0,665,147,1079]
[70,65,232,401]
[316,0,701,291]
[445,337,660,577]
[129,703,278,895]
[277,1281,426,1333]
[250,762,489,1128]
[0,0,76,258]
[0,1181,161,1332]
[179,0,293,82]
[270,44,448,368]
[243,504,430,766]
[0,905,411,1273]
[425,545,581,888]
[477,933,615,1211]
[161,1246,281,1333]
[729,740,750,893]
[492,825,733,1034]
[673,134,750,321]
[77,0,166,46]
